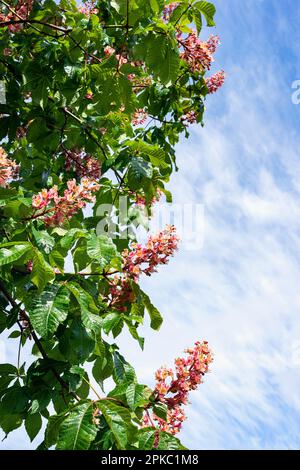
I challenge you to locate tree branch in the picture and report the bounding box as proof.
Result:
[0,19,71,34]
[0,279,78,399]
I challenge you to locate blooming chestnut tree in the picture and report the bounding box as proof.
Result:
[0,0,223,450]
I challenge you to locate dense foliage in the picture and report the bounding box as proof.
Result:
[0,0,223,450]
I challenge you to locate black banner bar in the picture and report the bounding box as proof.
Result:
[0,450,299,466]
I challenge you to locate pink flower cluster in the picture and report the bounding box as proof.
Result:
[132,108,148,126]
[205,70,225,94]
[0,0,33,32]
[64,148,101,180]
[108,277,135,312]
[180,110,197,126]
[122,225,179,281]
[144,341,213,435]
[128,74,152,93]
[103,46,128,65]
[78,1,98,16]
[104,45,115,57]
[135,188,162,208]
[31,177,100,226]
[162,2,179,22]
[178,32,220,73]
[0,147,19,187]
[106,226,179,311]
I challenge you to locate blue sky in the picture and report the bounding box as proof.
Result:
[1,0,300,450]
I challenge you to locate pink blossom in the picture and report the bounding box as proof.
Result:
[162,2,179,22]
[104,46,116,57]
[179,32,221,73]
[206,35,221,54]
[143,341,213,435]
[132,108,148,126]
[31,178,100,226]
[64,148,101,180]
[135,188,162,208]
[205,70,225,94]
[78,1,98,16]
[0,147,19,187]
[180,110,197,126]
[84,91,94,100]
[107,277,136,312]
[122,225,179,281]
[0,0,33,32]
[104,226,179,311]
[116,54,128,66]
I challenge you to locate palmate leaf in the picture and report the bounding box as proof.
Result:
[28,284,70,338]
[194,1,216,26]
[0,242,31,267]
[98,399,137,450]
[57,402,97,450]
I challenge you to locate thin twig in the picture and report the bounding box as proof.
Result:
[0,280,78,400]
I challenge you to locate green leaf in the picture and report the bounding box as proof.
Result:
[160,42,180,84]
[110,0,127,14]
[0,364,18,392]
[153,402,168,421]
[145,36,179,84]
[86,234,118,269]
[141,289,163,330]
[0,309,6,334]
[149,0,160,14]
[59,319,95,364]
[92,341,113,390]
[128,157,153,189]
[98,400,137,450]
[113,351,136,385]
[49,250,65,272]
[57,402,97,450]
[45,413,67,448]
[25,413,42,442]
[28,284,70,338]
[126,383,151,410]
[138,427,156,450]
[0,413,23,435]
[194,1,216,26]
[32,226,55,254]
[0,242,31,267]
[31,249,55,292]
[157,431,187,450]
[102,312,123,336]
[67,282,102,335]
[0,386,29,415]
